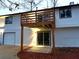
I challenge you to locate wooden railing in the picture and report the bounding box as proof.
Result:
[21,9,54,28]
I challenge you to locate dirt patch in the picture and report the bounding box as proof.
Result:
[0,45,20,59]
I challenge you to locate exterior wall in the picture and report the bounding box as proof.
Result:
[54,6,79,47]
[0,15,21,45]
[23,27,53,47]
[5,15,21,29]
[4,15,21,45]
[55,6,79,28]
[0,18,5,44]
[23,27,79,47]
[55,27,79,47]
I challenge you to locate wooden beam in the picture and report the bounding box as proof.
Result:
[21,25,24,51]
[52,0,56,58]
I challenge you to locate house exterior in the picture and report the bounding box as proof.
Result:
[0,14,21,45]
[17,4,79,59]
[20,4,79,50]
[0,4,79,59]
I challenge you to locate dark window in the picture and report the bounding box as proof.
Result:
[37,31,51,46]
[37,32,43,45]
[60,10,65,18]
[59,8,72,18]
[66,9,72,17]
[5,16,13,24]
[37,14,42,22]
[37,13,50,22]
[43,13,50,21]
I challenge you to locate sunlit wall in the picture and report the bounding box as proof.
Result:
[0,16,6,44]
[23,27,51,47]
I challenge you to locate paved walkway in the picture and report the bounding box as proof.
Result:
[0,45,20,59]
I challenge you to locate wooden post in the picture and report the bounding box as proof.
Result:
[21,25,23,51]
[52,28,55,53]
[52,0,56,58]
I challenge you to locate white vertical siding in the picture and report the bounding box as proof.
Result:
[55,28,79,47]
